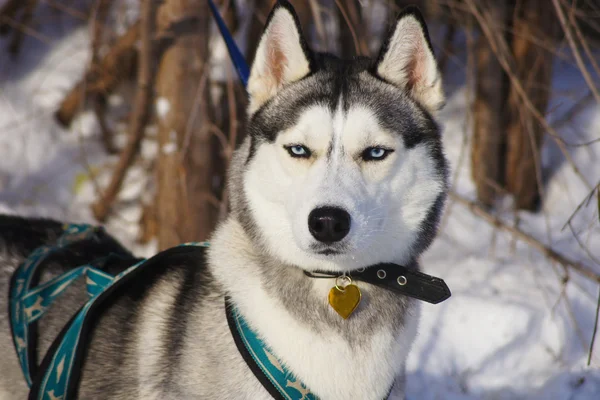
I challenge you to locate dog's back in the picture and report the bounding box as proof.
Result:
[0,216,219,399]
[0,216,133,398]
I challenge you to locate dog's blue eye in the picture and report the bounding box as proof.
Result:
[370,148,385,158]
[362,147,393,161]
[285,145,311,158]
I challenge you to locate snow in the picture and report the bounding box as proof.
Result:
[155,97,171,120]
[0,7,599,400]
[405,41,600,399]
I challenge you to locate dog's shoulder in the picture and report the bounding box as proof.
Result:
[89,244,215,313]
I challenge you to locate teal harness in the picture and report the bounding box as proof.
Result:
[10,223,324,400]
[227,304,319,400]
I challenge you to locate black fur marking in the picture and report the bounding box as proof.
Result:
[326,141,334,160]
[162,249,215,388]
[411,190,448,258]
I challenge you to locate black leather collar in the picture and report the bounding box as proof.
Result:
[304,263,451,304]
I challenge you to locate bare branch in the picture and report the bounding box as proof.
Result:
[450,191,600,284]
[464,0,592,190]
[552,0,600,104]
[55,21,139,127]
[93,95,118,154]
[90,0,112,63]
[561,181,600,230]
[8,0,38,56]
[590,286,600,366]
[92,0,155,221]
[0,0,24,34]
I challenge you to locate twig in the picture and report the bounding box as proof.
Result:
[333,0,362,56]
[450,191,600,284]
[42,0,88,21]
[93,95,118,154]
[439,7,475,232]
[438,22,456,74]
[55,21,139,127]
[91,0,155,222]
[91,0,112,63]
[0,15,52,45]
[561,181,600,230]
[154,15,199,56]
[567,0,600,83]
[8,0,38,56]
[138,201,158,244]
[464,0,592,190]
[590,285,600,366]
[0,0,23,34]
[552,91,594,130]
[308,0,326,46]
[568,222,600,266]
[552,0,600,104]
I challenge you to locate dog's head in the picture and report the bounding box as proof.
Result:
[229,1,448,273]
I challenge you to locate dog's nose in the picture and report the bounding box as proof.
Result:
[308,207,351,243]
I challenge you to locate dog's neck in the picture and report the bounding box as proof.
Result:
[207,217,418,399]
[208,217,415,340]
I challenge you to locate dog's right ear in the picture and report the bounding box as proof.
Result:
[247,1,312,114]
[374,6,444,113]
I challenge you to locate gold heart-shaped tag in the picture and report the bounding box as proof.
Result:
[328,284,361,319]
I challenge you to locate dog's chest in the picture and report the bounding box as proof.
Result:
[233,290,418,400]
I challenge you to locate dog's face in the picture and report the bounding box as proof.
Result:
[231,2,448,273]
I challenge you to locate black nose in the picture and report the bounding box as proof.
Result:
[308,207,351,243]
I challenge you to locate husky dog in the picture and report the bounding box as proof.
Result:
[0,1,448,399]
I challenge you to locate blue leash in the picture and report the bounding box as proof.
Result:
[207,0,250,87]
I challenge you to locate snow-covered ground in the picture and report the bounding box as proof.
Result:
[1,6,599,399]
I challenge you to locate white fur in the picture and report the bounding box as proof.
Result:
[209,219,420,400]
[136,277,182,399]
[377,15,444,113]
[247,7,311,114]
[243,102,443,273]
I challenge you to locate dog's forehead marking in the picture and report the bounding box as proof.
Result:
[275,90,404,161]
[330,96,345,162]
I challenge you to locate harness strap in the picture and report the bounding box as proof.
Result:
[226,297,393,400]
[9,224,101,386]
[9,221,209,400]
[226,297,318,400]
[29,259,146,400]
[27,242,209,400]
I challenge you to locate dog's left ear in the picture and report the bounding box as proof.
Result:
[375,7,444,113]
[247,1,312,114]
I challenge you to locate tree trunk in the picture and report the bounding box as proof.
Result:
[155,0,215,249]
[471,1,510,207]
[504,0,555,210]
